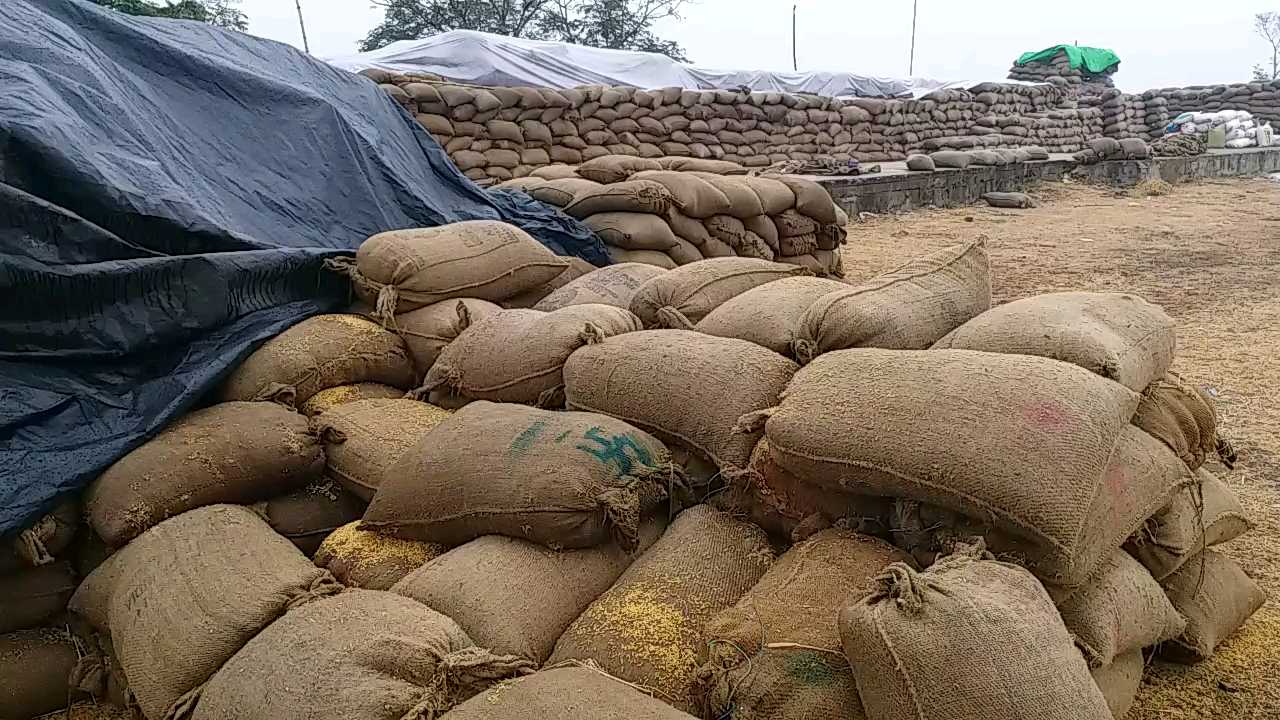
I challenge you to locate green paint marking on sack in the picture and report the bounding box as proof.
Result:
[553,430,572,444]
[576,426,655,478]
[509,421,548,455]
[785,651,838,687]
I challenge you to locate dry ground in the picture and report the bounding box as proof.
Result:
[840,177,1280,719]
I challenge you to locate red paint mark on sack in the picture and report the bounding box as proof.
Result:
[1022,400,1071,432]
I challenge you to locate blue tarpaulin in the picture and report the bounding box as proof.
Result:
[0,0,606,536]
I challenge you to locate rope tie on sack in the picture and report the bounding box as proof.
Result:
[732,408,775,436]
[16,515,56,566]
[251,382,298,409]
[599,487,641,553]
[535,385,566,409]
[163,683,204,720]
[877,563,932,616]
[282,574,344,613]
[655,306,695,330]
[400,648,535,720]
[791,338,816,365]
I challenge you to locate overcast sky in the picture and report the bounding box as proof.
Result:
[241,1,1279,91]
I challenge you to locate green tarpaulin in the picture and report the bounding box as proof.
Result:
[1016,45,1120,74]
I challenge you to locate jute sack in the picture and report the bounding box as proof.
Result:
[665,209,716,248]
[317,398,453,501]
[608,247,676,269]
[547,506,774,713]
[562,180,676,219]
[628,257,807,329]
[694,276,847,356]
[528,178,603,207]
[703,530,912,720]
[421,305,641,405]
[565,330,798,471]
[687,173,765,219]
[529,165,582,180]
[220,314,416,404]
[0,562,76,634]
[838,546,1113,720]
[438,667,699,719]
[738,176,796,215]
[1126,468,1250,581]
[1055,551,1186,668]
[534,263,667,311]
[705,216,774,261]
[1159,549,1266,663]
[392,519,665,664]
[363,402,678,551]
[630,171,731,218]
[192,590,534,720]
[753,349,1182,589]
[499,257,596,309]
[793,241,991,363]
[658,157,748,175]
[252,481,367,555]
[930,150,973,168]
[0,628,80,719]
[298,382,404,417]
[743,215,781,252]
[577,155,663,184]
[394,298,504,377]
[1090,651,1144,720]
[69,505,342,720]
[0,500,78,575]
[342,221,570,316]
[774,177,838,225]
[583,213,681,251]
[1133,373,1219,470]
[934,291,1176,392]
[87,401,324,547]
[314,521,445,591]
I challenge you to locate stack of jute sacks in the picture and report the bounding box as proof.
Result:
[1008,48,1118,95]
[493,155,847,275]
[1146,80,1280,129]
[18,217,1266,720]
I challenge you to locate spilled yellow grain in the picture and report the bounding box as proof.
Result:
[577,583,699,691]
[316,521,443,571]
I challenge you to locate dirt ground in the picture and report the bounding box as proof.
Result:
[841,177,1280,719]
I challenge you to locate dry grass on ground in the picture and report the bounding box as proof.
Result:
[841,177,1280,719]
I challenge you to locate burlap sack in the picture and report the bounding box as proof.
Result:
[738,176,796,215]
[69,630,130,709]
[743,214,781,251]
[252,481,367,555]
[577,155,663,184]
[775,177,838,225]
[192,590,533,720]
[687,173,765,219]
[838,546,1113,720]
[630,170,731,218]
[608,247,677,268]
[583,212,681,251]
[314,521,445,591]
[394,298,504,376]
[906,154,935,171]
[1090,651,1144,720]
[755,349,1192,589]
[935,291,1176,391]
[69,505,341,720]
[706,215,774,260]
[983,191,1034,209]
[0,627,80,719]
[421,305,641,405]
[562,180,676,219]
[565,330,797,471]
[629,257,807,329]
[930,150,973,168]
[658,157,747,175]
[534,263,667,311]
[317,398,452,501]
[694,276,847,356]
[793,241,991,363]
[0,500,78,575]
[703,530,910,720]
[439,667,699,719]
[298,382,404,417]
[1160,549,1266,663]
[498,256,596,309]
[0,562,76,634]
[220,314,416,404]
[771,209,819,238]
[547,506,774,713]
[528,178,602,206]
[529,165,582,180]
[1056,551,1185,668]
[344,221,570,316]
[1126,468,1250,581]
[363,402,677,551]
[1133,373,1219,470]
[87,401,324,547]
[393,519,665,664]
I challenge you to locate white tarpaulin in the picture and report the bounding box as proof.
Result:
[325,29,951,98]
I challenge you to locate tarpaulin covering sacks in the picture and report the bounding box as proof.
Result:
[0,0,604,536]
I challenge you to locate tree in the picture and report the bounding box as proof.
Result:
[1253,12,1280,81]
[89,0,248,31]
[360,0,690,61]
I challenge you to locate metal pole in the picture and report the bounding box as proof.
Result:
[909,0,918,75]
[295,0,311,54]
[792,4,798,72]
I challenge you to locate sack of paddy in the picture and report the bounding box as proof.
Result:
[930,150,973,168]
[252,480,366,555]
[528,178,603,207]
[0,499,78,574]
[298,382,405,417]
[1133,372,1219,469]
[340,220,570,316]
[628,257,807,329]
[934,291,1176,391]
[837,545,1113,720]
[393,298,503,377]
[420,305,641,406]
[0,562,76,635]
[69,505,342,720]
[363,402,678,552]
[1090,651,1144,720]
[534,263,668,311]
[500,257,597,309]
[773,176,838,225]
[694,276,848,357]
[86,401,324,547]
[658,157,748,175]
[630,170,732,218]
[314,521,445,591]
[608,247,676,269]
[43,703,134,720]
[438,667,699,720]
[0,627,81,719]
[753,349,1195,589]
[583,213,681,251]
[703,530,912,720]
[191,590,534,720]
[547,505,774,713]
[1126,467,1250,581]
[576,155,664,184]
[561,180,676,219]
[1055,550,1185,668]
[220,314,415,405]
[737,175,796,215]
[392,518,665,664]
[316,398,453,501]
[564,330,798,471]
[1159,549,1266,663]
[686,173,765,219]
[705,215,775,260]
[792,241,990,363]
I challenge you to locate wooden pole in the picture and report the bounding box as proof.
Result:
[295,0,311,54]
[792,4,798,72]
[909,0,918,75]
